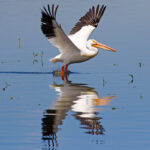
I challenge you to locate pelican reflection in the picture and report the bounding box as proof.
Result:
[41,80,115,149]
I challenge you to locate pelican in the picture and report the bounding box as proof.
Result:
[41,4,116,79]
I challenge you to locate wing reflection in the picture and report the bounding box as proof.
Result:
[41,80,115,149]
[42,109,58,149]
[72,93,115,135]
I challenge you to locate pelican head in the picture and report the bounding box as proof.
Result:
[88,39,116,52]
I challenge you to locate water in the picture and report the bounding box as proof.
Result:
[0,0,150,150]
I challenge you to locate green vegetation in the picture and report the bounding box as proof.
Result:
[32,51,44,67]
[33,52,38,64]
[9,96,14,100]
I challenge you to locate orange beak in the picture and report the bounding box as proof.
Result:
[93,96,116,106]
[92,42,116,52]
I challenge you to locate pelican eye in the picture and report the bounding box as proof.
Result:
[93,40,97,44]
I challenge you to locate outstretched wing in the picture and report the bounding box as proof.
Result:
[41,4,79,54]
[69,5,106,42]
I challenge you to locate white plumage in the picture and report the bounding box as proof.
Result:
[41,4,116,80]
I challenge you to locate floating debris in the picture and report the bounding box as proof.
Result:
[102,77,107,88]
[18,38,21,48]
[41,51,44,67]
[33,52,38,57]
[2,88,6,91]
[52,70,61,77]
[140,95,143,99]
[113,64,118,66]
[1,61,7,64]
[112,107,117,110]
[2,82,11,91]
[33,59,38,63]
[128,74,134,84]
[138,62,142,68]
[9,96,14,100]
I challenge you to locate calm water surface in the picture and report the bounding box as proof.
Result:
[0,0,150,150]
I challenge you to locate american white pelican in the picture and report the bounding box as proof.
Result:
[41,4,116,79]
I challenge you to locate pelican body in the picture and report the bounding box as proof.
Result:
[41,4,116,80]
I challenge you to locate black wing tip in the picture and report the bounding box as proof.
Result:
[41,4,59,19]
[70,4,107,35]
[41,4,59,39]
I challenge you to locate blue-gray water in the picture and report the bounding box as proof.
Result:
[0,0,150,150]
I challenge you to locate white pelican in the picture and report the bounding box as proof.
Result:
[41,4,116,79]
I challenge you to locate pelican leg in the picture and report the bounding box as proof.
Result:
[61,66,64,80]
[65,64,68,72]
[65,73,68,81]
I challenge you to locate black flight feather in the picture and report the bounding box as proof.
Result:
[41,4,59,39]
[70,5,106,35]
